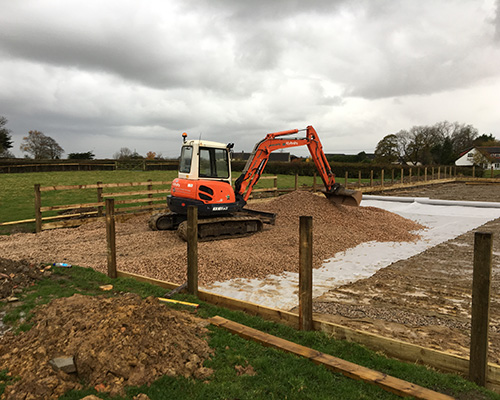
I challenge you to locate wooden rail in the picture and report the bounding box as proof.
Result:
[210,316,454,400]
[33,180,172,232]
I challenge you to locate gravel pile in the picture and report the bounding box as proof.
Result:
[0,191,425,286]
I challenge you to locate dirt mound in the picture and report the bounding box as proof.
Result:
[0,293,213,399]
[0,257,49,300]
[0,191,425,286]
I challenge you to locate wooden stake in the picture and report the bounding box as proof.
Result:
[187,206,198,296]
[147,179,153,207]
[370,170,373,187]
[473,165,476,178]
[409,168,412,183]
[299,216,313,331]
[97,181,103,217]
[295,173,299,190]
[344,171,348,188]
[381,169,384,187]
[391,168,394,184]
[438,166,441,179]
[424,167,428,181]
[105,198,117,278]
[358,170,362,186]
[470,232,493,386]
[400,168,404,184]
[34,184,42,233]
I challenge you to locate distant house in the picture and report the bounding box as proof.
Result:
[455,147,500,170]
[232,151,291,162]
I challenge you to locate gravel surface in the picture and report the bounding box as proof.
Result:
[0,191,424,286]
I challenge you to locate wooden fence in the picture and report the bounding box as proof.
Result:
[105,210,500,393]
[0,176,279,231]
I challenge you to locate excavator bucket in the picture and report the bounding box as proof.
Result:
[323,186,362,207]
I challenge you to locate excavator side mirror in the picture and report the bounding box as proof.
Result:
[227,143,234,149]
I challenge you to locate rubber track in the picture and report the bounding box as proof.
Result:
[177,216,263,242]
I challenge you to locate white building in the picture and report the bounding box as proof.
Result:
[455,147,500,170]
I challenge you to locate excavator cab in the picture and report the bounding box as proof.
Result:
[168,138,244,217]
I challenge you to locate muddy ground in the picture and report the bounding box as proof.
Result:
[315,182,500,364]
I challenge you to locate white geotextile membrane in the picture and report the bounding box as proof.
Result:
[203,196,500,311]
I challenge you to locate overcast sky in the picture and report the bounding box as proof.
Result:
[1,0,499,159]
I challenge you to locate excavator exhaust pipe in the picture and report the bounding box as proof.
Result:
[323,185,362,207]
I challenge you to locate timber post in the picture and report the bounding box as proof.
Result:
[34,184,42,233]
[424,167,427,182]
[469,232,493,387]
[295,173,299,190]
[187,205,199,296]
[97,181,103,217]
[381,169,384,187]
[105,198,117,278]
[400,168,404,184]
[299,216,313,331]
[312,173,316,192]
[147,179,153,207]
[345,171,348,188]
[370,170,373,187]
[391,168,394,184]
[358,170,362,186]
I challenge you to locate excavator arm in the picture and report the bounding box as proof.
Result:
[234,126,362,206]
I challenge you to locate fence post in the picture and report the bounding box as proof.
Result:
[97,182,103,217]
[274,176,279,196]
[424,167,428,182]
[147,179,153,207]
[473,165,475,178]
[438,166,441,179]
[295,173,298,190]
[344,171,348,189]
[312,173,316,192]
[381,169,384,187]
[409,168,412,183]
[299,216,313,331]
[391,169,394,184]
[187,206,198,296]
[34,184,42,233]
[370,170,373,187]
[105,198,117,279]
[469,232,493,387]
[491,166,494,179]
[358,170,361,186]
[431,167,435,180]
[400,168,404,185]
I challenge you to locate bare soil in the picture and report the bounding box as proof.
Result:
[315,182,500,364]
[0,293,213,400]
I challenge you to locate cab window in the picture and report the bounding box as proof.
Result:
[199,147,229,178]
[179,146,193,173]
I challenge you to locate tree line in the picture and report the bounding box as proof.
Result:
[374,121,498,165]
[1,115,497,163]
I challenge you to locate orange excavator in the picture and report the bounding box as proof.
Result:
[149,125,362,240]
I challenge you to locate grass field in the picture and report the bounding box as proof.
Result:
[2,265,499,400]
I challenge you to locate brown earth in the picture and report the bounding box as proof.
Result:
[0,191,424,286]
[315,182,500,364]
[0,293,213,400]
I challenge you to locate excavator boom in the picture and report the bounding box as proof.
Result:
[234,126,361,206]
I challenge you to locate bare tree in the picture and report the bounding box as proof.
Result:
[20,130,64,159]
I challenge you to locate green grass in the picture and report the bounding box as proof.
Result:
[1,265,499,400]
